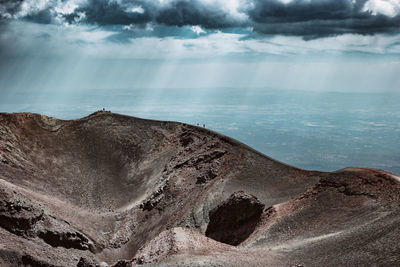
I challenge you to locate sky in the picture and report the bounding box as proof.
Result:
[0,0,399,93]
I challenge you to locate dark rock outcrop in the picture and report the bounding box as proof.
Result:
[111,260,132,267]
[77,257,97,267]
[205,191,265,245]
[0,198,43,237]
[21,255,57,267]
[38,230,93,251]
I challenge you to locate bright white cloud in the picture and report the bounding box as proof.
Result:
[199,0,249,20]
[16,0,49,17]
[363,0,400,17]
[13,0,88,24]
[126,6,145,14]
[191,25,206,35]
[277,0,294,4]
[54,0,84,15]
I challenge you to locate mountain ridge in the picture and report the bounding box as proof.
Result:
[0,111,399,266]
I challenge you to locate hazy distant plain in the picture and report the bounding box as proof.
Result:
[1,88,399,175]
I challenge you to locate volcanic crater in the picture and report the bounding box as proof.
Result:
[0,111,399,266]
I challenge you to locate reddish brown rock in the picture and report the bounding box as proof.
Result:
[0,111,399,266]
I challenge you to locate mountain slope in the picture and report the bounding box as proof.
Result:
[0,111,399,266]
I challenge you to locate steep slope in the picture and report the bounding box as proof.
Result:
[0,111,399,266]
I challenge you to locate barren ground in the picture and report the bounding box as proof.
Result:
[0,111,399,266]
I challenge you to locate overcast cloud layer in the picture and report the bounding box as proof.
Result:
[0,1,399,96]
[0,0,400,38]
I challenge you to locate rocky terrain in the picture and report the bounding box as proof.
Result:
[0,111,399,266]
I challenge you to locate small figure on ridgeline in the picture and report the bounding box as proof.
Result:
[203,124,205,128]
[102,108,105,111]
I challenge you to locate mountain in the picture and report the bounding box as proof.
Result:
[0,111,399,266]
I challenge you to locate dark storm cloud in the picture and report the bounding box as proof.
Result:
[71,0,151,26]
[0,0,400,38]
[72,0,242,29]
[0,0,22,19]
[248,0,400,38]
[250,0,362,22]
[155,1,240,28]
[0,0,54,23]
[252,15,400,39]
